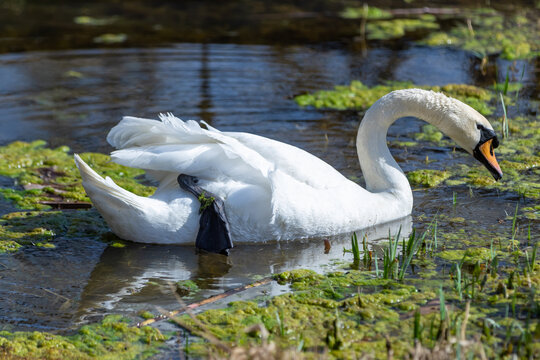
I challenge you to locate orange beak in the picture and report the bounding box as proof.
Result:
[474,138,503,180]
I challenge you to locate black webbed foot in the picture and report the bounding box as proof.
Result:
[178,174,233,255]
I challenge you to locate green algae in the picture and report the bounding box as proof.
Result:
[197,192,215,213]
[175,264,539,359]
[340,6,438,40]
[176,280,200,297]
[340,5,538,59]
[167,199,538,358]
[0,210,109,253]
[421,8,539,60]
[138,311,155,320]
[0,140,154,209]
[93,33,128,44]
[340,6,392,20]
[295,81,494,115]
[74,16,116,26]
[176,270,431,358]
[0,240,21,253]
[0,315,166,360]
[366,15,439,41]
[0,140,156,253]
[407,169,451,188]
[438,248,492,262]
[413,124,444,143]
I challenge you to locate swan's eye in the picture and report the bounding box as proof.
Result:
[476,124,499,149]
[193,178,199,184]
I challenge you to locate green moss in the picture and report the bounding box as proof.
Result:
[36,242,56,249]
[110,241,127,248]
[0,315,166,359]
[407,169,451,188]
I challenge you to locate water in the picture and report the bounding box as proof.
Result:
[0,42,530,332]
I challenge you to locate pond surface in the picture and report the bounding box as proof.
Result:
[0,42,535,332]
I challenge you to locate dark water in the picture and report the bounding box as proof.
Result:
[0,5,537,333]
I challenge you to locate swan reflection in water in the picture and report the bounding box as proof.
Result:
[76,216,411,322]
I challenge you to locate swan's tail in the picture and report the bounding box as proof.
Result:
[74,154,144,210]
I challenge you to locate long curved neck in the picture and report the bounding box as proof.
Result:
[356,89,452,204]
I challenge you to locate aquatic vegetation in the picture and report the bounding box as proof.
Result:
[0,140,155,252]
[340,6,391,20]
[340,5,538,59]
[166,205,538,358]
[93,33,128,44]
[421,8,539,60]
[173,256,539,358]
[0,315,166,359]
[340,6,439,41]
[176,280,200,297]
[366,15,439,41]
[0,140,154,208]
[407,169,450,188]
[295,81,494,115]
[0,210,109,254]
[138,311,155,320]
[73,16,116,26]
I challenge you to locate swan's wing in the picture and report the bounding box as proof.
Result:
[107,115,273,187]
[222,131,349,189]
[107,115,349,190]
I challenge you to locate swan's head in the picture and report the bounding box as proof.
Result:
[428,92,503,181]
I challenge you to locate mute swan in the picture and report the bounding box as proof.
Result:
[74,89,502,251]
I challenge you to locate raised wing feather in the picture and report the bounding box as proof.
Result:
[107,114,349,191]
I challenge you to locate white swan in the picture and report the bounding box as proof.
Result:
[74,89,502,246]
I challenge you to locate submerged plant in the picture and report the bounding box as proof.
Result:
[525,242,538,273]
[510,203,519,250]
[351,232,360,262]
[500,92,509,139]
[454,261,463,301]
[398,229,423,280]
[383,227,401,279]
[361,233,372,268]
